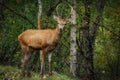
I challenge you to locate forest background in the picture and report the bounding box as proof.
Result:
[0,0,119,80]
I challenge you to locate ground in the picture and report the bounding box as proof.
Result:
[0,65,76,80]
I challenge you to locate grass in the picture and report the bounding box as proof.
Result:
[0,65,76,80]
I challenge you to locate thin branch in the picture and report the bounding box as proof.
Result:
[0,2,36,28]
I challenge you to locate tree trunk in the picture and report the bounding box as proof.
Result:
[70,0,77,77]
[81,1,94,80]
[79,0,105,80]
[0,0,3,28]
[38,0,42,29]
[0,0,3,20]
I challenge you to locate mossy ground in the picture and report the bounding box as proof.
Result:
[0,65,77,80]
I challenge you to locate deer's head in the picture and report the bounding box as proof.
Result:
[53,15,67,30]
[54,4,73,30]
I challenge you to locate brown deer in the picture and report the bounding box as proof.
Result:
[18,14,72,77]
[18,3,73,77]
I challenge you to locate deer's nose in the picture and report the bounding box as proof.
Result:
[58,24,65,29]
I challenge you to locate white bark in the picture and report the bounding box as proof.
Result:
[38,0,42,29]
[70,0,77,77]
[38,0,42,16]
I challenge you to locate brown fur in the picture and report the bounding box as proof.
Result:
[18,29,58,50]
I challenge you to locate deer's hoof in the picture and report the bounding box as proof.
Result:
[40,73,44,78]
[21,72,25,78]
[48,72,52,76]
[27,72,31,77]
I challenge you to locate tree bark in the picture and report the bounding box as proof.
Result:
[38,0,42,29]
[0,0,3,20]
[0,0,3,28]
[70,0,77,77]
[81,1,94,80]
[79,0,105,80]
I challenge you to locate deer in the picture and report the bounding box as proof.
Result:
[18,4,73,78]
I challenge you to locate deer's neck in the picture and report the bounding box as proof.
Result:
[55,26,63,40]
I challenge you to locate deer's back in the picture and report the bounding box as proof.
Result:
[18,29,57,50]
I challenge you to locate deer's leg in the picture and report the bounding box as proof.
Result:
[21,46,31,77]
[21,46,27,77]
[48,53,52,76]
[26,47,32,77]
[21,53,25,77]
[40,50,45,77]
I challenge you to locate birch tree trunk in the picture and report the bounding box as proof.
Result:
[38,0,42,29]
[70,0,77,77]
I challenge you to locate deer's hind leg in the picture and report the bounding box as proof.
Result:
[25,47,33,77]
[21,45,27,77]
[40,50,45,77]
[48,53,52,76]
[21,46,32,77]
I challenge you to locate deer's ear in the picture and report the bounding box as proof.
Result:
[53,15,58,20]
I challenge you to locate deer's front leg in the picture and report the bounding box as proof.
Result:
[40,50,45,77]
[48,53,52,76]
